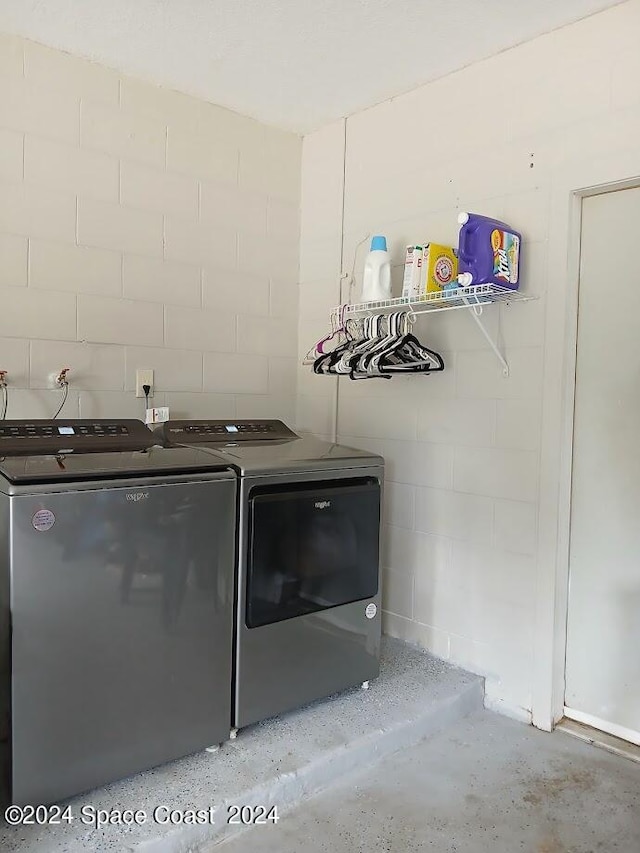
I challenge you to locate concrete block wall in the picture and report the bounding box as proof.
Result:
[3,2,640,722]
[297,0,640,718]
[0,35,301,422]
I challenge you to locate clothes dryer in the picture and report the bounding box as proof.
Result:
[156,420,383,730]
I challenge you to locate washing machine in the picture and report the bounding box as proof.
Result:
[155,419,384,730]
[0,419,236,806]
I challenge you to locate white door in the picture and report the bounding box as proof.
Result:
[564,186,640,745]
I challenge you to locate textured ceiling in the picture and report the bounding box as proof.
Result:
[0,0,624,132]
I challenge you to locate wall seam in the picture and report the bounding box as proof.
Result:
[333,117,348,444]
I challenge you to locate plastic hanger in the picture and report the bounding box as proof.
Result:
[303,305,348,366]
[313,318,362,374]
[365,312,444,375]
[374,317,444,374]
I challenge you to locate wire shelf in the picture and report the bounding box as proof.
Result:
[338,284,535,317]
[326,284,538,377]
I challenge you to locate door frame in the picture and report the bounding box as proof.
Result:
[532,155,640,732]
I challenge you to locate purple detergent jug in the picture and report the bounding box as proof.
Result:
[457,212,522,290]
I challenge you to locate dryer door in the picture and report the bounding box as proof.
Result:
[246,477,380,628]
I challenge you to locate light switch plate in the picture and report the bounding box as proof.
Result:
[136,368,154,398]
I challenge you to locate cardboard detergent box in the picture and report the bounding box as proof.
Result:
[421,243,458,294]
[401,245,423,299]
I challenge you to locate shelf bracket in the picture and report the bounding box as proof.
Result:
[462,297,510,377]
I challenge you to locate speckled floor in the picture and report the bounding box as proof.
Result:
[0,637,483,852]
[215,711,640,853]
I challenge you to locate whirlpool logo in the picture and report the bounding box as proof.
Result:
[126,492,149,502]
[314,500,331,510]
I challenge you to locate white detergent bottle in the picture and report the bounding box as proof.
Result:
[361,235,392,302]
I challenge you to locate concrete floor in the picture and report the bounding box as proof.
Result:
[0,638,483,852]
[215,711,640,853]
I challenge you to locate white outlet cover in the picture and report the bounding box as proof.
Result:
[136,368,154,398]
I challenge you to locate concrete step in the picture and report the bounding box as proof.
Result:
[212,710,640,853]
[0,638,483,853]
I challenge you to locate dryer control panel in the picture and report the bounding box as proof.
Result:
[0,419,154,454]
[158,419,299,445]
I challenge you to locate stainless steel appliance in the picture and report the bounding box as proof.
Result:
[155,420,383,730]
[0,419,236,806]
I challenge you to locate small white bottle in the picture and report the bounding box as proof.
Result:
[361,235,392,302]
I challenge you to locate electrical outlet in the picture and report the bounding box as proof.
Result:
[136,368,154,398]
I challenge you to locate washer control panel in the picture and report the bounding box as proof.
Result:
[158,419,298,444]
[0,419,153,453]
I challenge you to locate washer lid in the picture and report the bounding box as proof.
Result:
[0,447,236,485]
[0,420,233,485]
